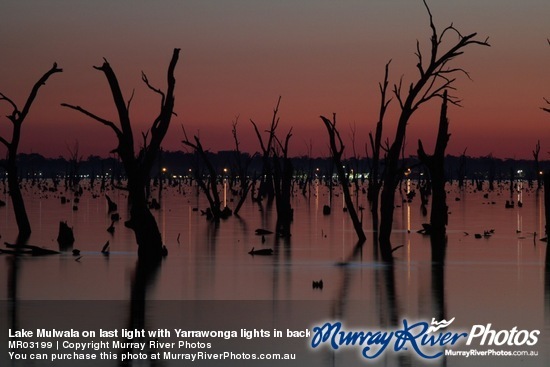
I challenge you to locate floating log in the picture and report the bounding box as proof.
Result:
[255,229,273,235]
[248,247,273,256]
[4,242,60,256]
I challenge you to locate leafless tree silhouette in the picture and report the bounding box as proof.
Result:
[66,140,83,193]
[378,1,489,262]
[418,90,450,262]
[532,141,542,189]
[231,117,253,215]
[250,96,281,203]
[272,128,294,237]
[0,63,62,240]
[182,127,226,221]
[418,91,449,233]
[321,114,366,243]
[62,49,180,260]
[367,61,392,234]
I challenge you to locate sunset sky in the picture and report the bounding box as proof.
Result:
[1,0,548,160]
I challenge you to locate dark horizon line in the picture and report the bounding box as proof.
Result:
[5,151,549,180]
[12,149,550,163]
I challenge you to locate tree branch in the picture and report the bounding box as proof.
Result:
[126,88,135,112]
[141,48,180,172]
[320,114,344,159]
[18,63,63,123]
[231,115,241,154]
[0,135,10,149]
[395,1,490,115]
[60,103,123,138]
[1,63,62,126]
[142,72,166,106]
[93,59,133,146]
[250,119,267,154]
[0,93,19,117]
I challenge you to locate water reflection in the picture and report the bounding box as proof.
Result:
[4,237,30,367]
[0,180,549,366]
[6,254,20,353]
[119,258,162,367]
[331,240,364,319]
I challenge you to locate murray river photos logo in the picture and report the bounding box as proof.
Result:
[310,318,540,360]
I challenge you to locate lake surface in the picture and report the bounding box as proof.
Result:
[0,179,549,366]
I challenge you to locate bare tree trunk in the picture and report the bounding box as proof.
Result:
[182,132,224,221]
[368,61,391,237]
[7,164,31,239]
[418,91,450,238]
[272,131,294,237]
[126,176,163,258]
[231,118,252,216]
[457,148,467,189]
[250,97,281,203]
[0,62,62,240]
[321,114,366,243]
[533,141,541,189]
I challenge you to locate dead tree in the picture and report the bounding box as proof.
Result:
[182,128,225,221]
[301,139,314,199]
[418,91,449,234]
[0,63,62,240]
[349,122,360,209]
[62,49,180,260]
[487,156,496,191]
[533,140,542,189]
[231,117,253,215]
[378,1,489,261]
[250,96,281,202]
[272,130,294,237]
[321,114,366,243]
[418,91,450,261]
[457,148,467,189]
[367,61,392,232]
[66,140,83,193]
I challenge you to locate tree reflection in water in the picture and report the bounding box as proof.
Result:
[119,258,162,367]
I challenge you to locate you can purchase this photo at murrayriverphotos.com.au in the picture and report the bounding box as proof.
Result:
[1,0,550,366]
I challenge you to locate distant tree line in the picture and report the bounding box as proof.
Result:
[2,151,548,183]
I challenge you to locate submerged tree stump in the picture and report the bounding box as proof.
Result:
[57,221,75,250]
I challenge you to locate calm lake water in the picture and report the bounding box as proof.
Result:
[0,179,549,366]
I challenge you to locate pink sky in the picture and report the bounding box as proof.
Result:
[0,0,548,159]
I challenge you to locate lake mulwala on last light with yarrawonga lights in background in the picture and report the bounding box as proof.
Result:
[0,176,549,367]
